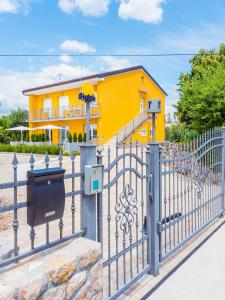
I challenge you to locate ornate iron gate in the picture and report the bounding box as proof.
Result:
[159,128,224,261]
[98,140,151,299]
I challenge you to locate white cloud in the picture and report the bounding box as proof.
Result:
[0,0,34,14]
[60,39,96,53]
[60,54,73,64]
[58,0,110,17]
[118,0,166,24]
[100,56,132,70]
[0,64,92,115]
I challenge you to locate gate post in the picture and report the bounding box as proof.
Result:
[80,144,97,240]
[221,128,225,215]
[146,142,161,276]
[97,148,103,243]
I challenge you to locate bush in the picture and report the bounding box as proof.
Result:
[73,132,78,143]
[83,132,87,142]
[0,144,63,155]
[165,124,199,143]
[78,133,83,143]
[68,133,73,143]
[0,127,10,144]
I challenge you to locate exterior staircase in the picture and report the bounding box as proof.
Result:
[106,109,148,148]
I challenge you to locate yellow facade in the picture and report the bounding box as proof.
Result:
[24,66,166,145]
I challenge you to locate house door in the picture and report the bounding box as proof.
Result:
[59,96,69,118]
[43,98,52,119]
[59,126,69,144]
[90,124,97,140]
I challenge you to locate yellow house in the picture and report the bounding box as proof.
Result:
[23,65,167,145]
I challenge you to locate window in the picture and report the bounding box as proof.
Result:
[90,91,98,107]
[43,98,52,118]
[90,124,97,140]
[59,96,69,117]
[141,76,144,84]
[140,129,146,137]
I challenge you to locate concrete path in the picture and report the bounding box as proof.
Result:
[150,223,225,300]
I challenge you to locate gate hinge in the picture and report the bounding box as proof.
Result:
[157,222,163,233]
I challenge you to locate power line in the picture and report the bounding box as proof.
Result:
[0,53,223,57]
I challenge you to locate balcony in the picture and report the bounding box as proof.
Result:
[28,104,101,122]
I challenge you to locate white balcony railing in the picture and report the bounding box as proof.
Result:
[28,104,101,122]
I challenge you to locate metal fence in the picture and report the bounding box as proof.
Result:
[159,128,224,261]
[0,127,224,299]
[0,152,85,268]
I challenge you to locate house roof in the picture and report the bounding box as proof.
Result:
[22,65,167,96]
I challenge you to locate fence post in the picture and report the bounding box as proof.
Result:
[221,128,225,215]
[97,148,103,243]
[146,142,160,276]
[80,144,97,241]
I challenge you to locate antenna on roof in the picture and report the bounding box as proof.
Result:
[56,73,63,83]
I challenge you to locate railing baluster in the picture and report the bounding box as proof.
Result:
[107,146,111,297]
[12,154,19,257]
[58,151,64,239]
[115,138,119,290]
[29,153,36,249]
[71,155,75,234]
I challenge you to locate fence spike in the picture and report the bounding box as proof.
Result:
[58,150,63,167]
[44,151,50,168]
[97,148,103,157]
[29,153,35,170]
[12,153,19,167]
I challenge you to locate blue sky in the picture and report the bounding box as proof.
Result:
[0,0,224,115]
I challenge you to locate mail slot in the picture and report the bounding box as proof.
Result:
[27,168,66,227]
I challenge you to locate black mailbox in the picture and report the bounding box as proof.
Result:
[27,168,66,227]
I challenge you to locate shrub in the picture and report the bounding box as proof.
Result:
[0,127,10,144]
[0,144,63,155]
[73,132,78,143]
[165,124,199,143]
[83,132,87,142]
[78,133,83,143]
[31,134,36,142]
[68,133,73,143]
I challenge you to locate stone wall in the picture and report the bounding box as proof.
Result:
[0,238,103,300]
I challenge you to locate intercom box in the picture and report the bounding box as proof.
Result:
[27,168,65,227]
[84,165,104,195]
[147,99,161,113]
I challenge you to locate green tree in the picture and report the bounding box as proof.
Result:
[175,44,225,133]
[8,108,28,128]
[73,132,78,143]
[78,133,83,143]
[83,132,87,142]
[0,116,10,129]
[0,127,10,144]
[68,133,73,143]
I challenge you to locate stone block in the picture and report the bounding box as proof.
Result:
[41,285,66,300]
[90,260,103,295]
[19,275,48,300]
[73,282,92,300]
[49,260,77,284]
[66,271,87,299]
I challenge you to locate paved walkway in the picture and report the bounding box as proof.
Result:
[150,222,225,300]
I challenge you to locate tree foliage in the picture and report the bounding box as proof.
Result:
[165,124,199,143]
[175,44,225,133]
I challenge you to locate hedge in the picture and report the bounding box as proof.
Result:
[0,144,79,156]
